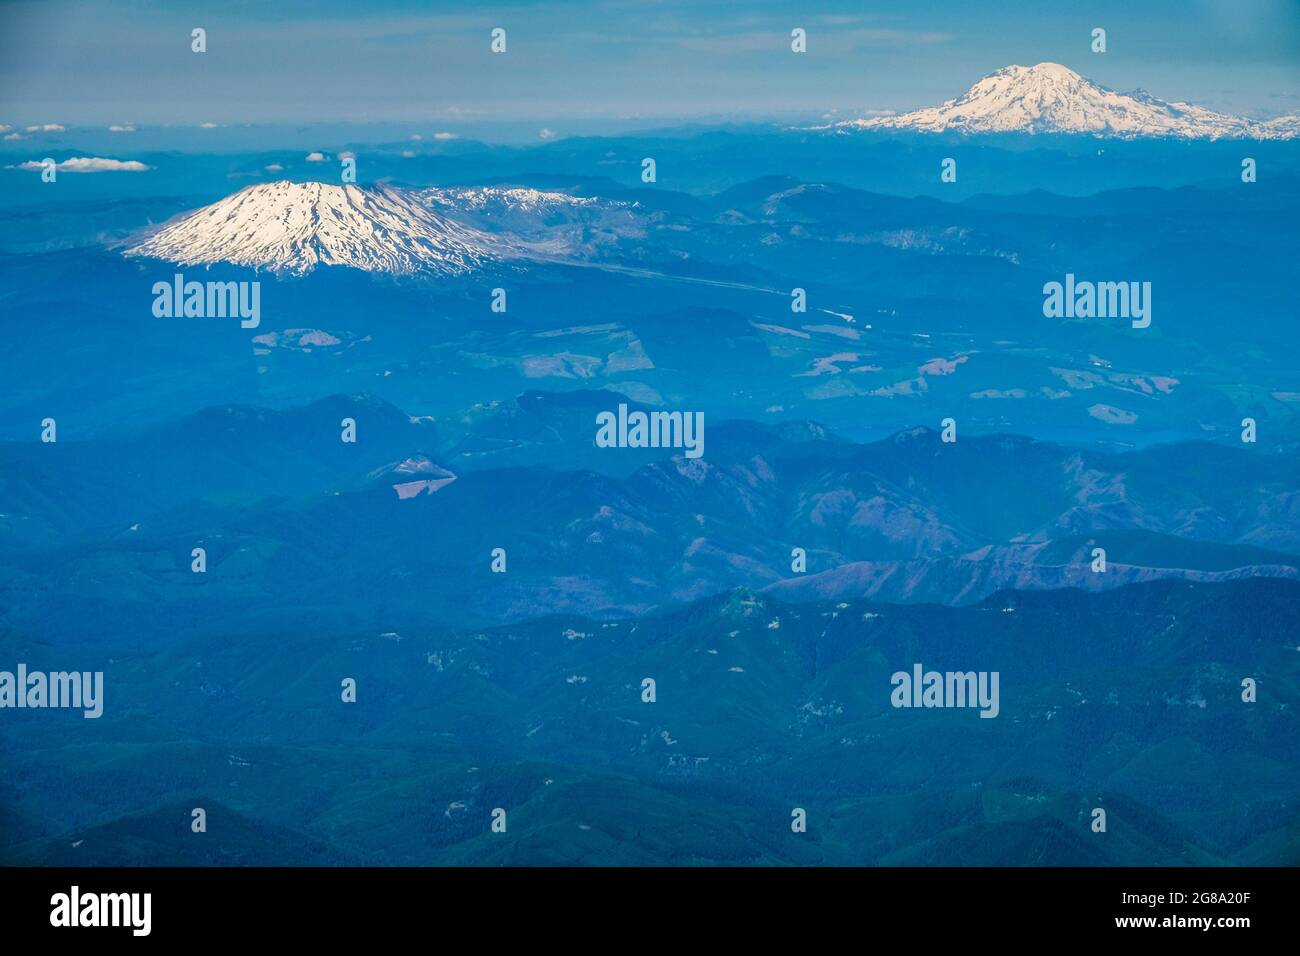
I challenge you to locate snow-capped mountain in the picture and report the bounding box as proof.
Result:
[836,62,1295,139]
[126,181,638,276]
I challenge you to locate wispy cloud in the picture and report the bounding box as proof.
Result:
[12,156,150,172]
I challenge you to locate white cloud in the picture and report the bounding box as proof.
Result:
[60,156,149,172]
[0,125,9,133]
[12,156,150,173]
[432,131,458,140]
[265,163,284,172]
[25,124,65,132]
[108,124,137,133]
[305,151,327,162]
[538,128,558,140]
[3,133,19,140]
[409,134,423,141]
[338,150,355,160]
[199,122,219,129]
[400,149,416,158]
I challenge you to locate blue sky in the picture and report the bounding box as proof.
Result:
[1,0,1297,128]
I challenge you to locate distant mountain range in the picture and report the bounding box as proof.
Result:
[835,63,1299,139]
[5,391,1298,640]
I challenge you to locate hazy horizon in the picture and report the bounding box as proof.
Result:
[2,0,1297,129]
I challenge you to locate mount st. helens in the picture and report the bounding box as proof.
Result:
[125,180,641,276]
[835,62,1299,139]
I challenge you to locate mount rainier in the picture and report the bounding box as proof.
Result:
[835,62,1298,139]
